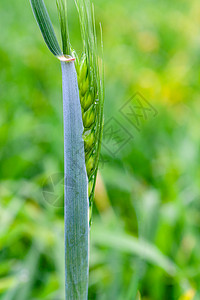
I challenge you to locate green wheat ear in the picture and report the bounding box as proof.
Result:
[29,0,104,298]
[60,0,105,223]
[31,0,104,222]
[77,52,104,222]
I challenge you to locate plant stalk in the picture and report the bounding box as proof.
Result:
[61,60,89,300]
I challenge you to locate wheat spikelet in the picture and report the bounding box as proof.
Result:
[74,52,102,222]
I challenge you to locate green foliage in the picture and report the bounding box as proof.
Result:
[1,0,200,299]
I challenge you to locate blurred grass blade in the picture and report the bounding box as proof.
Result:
[14,243,40,300]
[61,60,89,300]
[2,242,41,300]
[30,0,62,57]
[53,227,65,295]
[0,197,25,238]
[92,226,178,276]
[124,270,140,300]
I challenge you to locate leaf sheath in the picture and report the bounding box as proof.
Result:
[61,60,89,300]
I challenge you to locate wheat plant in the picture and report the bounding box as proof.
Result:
[29,0,104,299]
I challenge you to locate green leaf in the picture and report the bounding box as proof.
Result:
[30,0,62,57]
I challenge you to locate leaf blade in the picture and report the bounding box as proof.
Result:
[92,225,178,276]
[30,0,62,57]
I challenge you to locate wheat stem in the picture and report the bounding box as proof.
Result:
[61,60,89,300]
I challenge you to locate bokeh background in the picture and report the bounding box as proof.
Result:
[0,0,200,299]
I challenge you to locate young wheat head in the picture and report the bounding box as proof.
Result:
[30,0,104,222]
[58,0,104,222]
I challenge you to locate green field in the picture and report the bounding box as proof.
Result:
[0,0,200,299]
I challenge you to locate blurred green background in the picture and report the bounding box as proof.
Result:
[0,0,200,299]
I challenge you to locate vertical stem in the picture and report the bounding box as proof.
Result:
[61,61,89,300]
